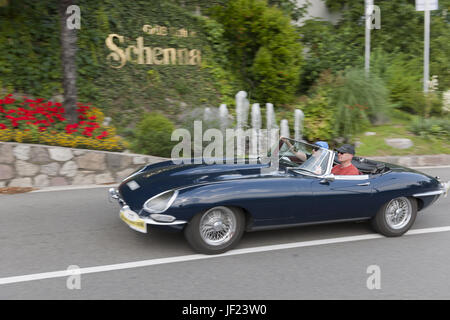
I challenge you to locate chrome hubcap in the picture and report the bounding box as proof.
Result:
[200,207,236,246]
[385,197,412,230]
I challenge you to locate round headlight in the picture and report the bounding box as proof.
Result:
[143,190,178,213]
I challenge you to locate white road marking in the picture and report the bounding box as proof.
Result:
[1,225,450,286]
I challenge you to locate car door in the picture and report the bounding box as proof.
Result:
[240,175,316,229]
[309,174,374,222]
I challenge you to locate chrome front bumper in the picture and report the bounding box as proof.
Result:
[441,181,450,198]
[413,180,450,198]
[109,188,187,227]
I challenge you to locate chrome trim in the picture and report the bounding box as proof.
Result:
[109,188,127,206]
[335,175,370,180]
[150,213,176,223]
[413,190,444,197]
[143,189,179,214]
[143,216,187,226]
[109,188,119,200]
[121,205,186,226]
[441,181,450,198]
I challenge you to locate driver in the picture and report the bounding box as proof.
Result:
[281,137,329,162]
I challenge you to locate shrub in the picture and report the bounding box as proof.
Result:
[0,94,126,151]
[331,68,389,138]
[131,112,176,157]
[212,0,303,105]
[383,55,426,115]
[410,117,450,140]
[298,92,334,143]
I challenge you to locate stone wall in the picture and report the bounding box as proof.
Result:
[1,141,449,188]
[0,142,167,188]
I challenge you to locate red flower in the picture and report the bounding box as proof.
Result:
[0,123,7,130]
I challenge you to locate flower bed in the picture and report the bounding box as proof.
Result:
[0,94,126,152]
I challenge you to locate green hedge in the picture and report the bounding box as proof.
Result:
[0,0,238,131]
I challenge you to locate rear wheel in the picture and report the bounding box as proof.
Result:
[371,197,417,237]
[184,206,245,254]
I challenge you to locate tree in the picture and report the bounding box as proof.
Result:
[212,0,303,105]
[301,0,450,92]
[59,0,78,123]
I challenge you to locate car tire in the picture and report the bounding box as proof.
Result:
[184,206,245,254]
[371,197,417,237]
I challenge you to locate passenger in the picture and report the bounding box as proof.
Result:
[332,144,360,175]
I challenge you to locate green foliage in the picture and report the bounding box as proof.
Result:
[331,68,389,138]
[268,0,310,21]
[371,50,443,117]
[0,1,61,98]
[0,0,241,132]
[297,19,362,92]
[212,0,303,105]
[324,0,347,12]
[297,92,334,143]
[198,16,244,106]
[130,112,176,157]
[410,117,450,140]
[381,54,425,115]
[300,0,450,93]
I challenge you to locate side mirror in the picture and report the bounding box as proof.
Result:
[320,174,335,184]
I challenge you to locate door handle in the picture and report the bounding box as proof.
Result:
[357,182,370,186]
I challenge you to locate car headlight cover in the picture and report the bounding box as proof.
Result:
[143,190,178,213]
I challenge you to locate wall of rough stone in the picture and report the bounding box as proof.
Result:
[1,141,449,189]
[0,142,167,188]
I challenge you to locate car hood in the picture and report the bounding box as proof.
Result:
[118,159,276,211]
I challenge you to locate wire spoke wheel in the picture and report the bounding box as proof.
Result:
[199,207,237,246]
[384,197,413,230]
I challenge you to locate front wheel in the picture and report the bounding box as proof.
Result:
[184,206,245,254]
[371,197,417,237]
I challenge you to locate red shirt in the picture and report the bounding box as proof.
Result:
[332,163,360,175]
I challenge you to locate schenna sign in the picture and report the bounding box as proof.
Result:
[105,24,202,69]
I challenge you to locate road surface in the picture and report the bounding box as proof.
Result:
[0,167,449,300]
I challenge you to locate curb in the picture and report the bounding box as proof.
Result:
[366,154,450,168]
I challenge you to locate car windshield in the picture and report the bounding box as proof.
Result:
[278,138,333,176]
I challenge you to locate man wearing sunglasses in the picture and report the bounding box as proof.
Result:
[332,144,360,175]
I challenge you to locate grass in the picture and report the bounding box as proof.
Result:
[353,114,450,157]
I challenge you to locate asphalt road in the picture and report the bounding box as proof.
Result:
[0,167,449,300]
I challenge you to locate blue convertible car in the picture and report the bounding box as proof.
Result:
[109,138,449,254]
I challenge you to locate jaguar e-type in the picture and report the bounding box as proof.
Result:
[109,138,449,254]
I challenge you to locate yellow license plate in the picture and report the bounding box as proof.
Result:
[120,209,147,233]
